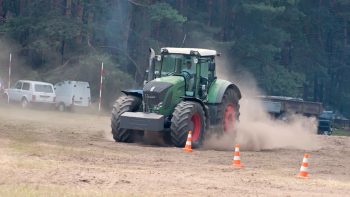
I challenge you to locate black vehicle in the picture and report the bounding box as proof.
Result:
[318,119,333,135]
[317,111,335,135]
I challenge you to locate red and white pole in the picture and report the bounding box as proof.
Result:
[8,53,12,88]
[98,62,104,112]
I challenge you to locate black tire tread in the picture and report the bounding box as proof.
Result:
[111,95,141,142]
[170,101,206,147]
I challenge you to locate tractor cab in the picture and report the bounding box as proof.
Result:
[149,47,217,99]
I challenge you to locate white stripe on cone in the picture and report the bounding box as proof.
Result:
[300,166,308,172]
[234,156,240,160]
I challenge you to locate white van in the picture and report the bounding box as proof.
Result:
[5,80,56,108]
[54,81,91,111]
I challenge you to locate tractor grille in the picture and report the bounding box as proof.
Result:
[143,81,173,112]
[144,92,161,106]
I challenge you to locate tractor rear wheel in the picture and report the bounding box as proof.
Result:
[170,101,206,148]
[111,95,142,142]
[217,88,240,136]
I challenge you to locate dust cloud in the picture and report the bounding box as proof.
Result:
[203,55,320,151]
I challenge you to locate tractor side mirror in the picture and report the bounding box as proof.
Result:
[209,62,216,71]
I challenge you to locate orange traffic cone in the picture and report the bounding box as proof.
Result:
[232,144,243,168]
[183,131,193,152]
[297,153,309,178]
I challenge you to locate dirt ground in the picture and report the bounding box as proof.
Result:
[0,104,349,196]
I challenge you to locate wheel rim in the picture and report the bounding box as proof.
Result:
[191,113,201,141]
[224,104,235,132]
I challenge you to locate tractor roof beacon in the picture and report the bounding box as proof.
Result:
[111,47,241,148]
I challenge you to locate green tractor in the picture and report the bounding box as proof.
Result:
[111,47,241,147]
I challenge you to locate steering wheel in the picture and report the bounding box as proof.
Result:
[181,70,192,79]
[166,71,176,76]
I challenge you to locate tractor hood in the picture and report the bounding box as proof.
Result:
[151,76,184,84]
[143,76,185,114]
[143,76,183,93]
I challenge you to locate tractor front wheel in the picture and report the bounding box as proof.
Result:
[170,101,206,148]
[111,95,142,142]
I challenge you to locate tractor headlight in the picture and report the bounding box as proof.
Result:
[154,102,163,111]
[153,102,163,113]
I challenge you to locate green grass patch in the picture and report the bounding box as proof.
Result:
[333,128,350,136]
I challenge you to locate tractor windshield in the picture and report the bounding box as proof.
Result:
[160,54,195,77]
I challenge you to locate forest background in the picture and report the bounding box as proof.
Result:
[0,0,349,116]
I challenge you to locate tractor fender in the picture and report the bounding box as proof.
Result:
[121,89,143,99]
[207,79,241,104]
[181,96,209,129]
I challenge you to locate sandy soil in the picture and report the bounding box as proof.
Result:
[0,104,349,196]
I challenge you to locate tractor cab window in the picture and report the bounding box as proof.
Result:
[160,54,200,96]
[160,54,184,76]
[189,57,215,99]
[182,59,196,96]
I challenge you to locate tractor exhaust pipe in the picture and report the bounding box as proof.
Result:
[147,48,156,82]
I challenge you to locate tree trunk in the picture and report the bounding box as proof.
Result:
[0,0,3,22]
[318,0,323,46]
[76,0,84,44]
[207,0,212,26]
[65,0,72,17]
[19,0,26,16]
[61,40,65,64]
[61,0,72,63]
[51,0,62,14]
[86,10,94,49]
[344,18,348,47]
[122,11,132,53]
[178,0,184,13]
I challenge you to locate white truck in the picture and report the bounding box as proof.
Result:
[54,81,91,111]
[5,80,56,108]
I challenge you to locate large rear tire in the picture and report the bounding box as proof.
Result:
[170,101,206,148]
[111,95,141,142]
[216,88,240,136]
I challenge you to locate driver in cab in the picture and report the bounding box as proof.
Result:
[182,61,195,91]
[182,61,194,79]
